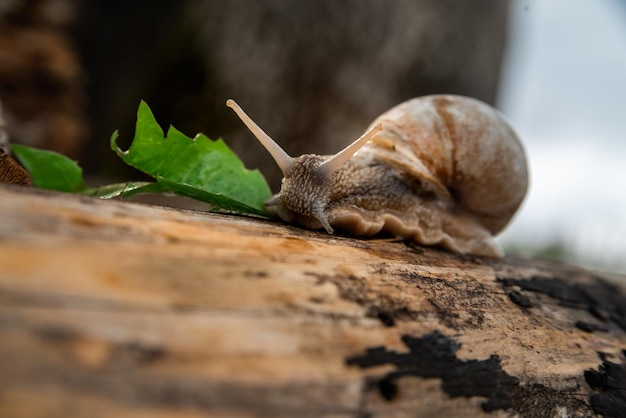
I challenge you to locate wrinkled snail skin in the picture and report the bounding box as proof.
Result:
[227,95,528,258]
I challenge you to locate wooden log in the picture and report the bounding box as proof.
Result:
[0,184,624,418]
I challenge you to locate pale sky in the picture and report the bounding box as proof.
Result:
[496,0,626,273]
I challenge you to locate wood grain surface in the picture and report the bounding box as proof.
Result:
[0,185,624,418]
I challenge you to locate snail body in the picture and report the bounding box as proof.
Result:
[227,95,528,257]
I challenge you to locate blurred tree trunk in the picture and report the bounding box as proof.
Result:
[0,0,86,157]
[71,0,510,186]
[0,185,625,418]
[0,1,512,186]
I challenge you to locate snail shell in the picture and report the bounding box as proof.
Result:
[227,95,528,257]
[0,149,32,187]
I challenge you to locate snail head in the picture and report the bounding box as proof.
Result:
[226,99,381,233]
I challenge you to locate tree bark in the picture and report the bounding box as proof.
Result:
[0,185,624,418]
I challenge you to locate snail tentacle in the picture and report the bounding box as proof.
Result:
[226,99,293,175]
[318,123,382,175]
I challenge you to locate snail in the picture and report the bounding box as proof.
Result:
[226,95,528,257]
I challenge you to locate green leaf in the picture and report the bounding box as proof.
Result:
[86,179,269,217]
[153,177,269,216]
[85,181,158,199]
[111,101,272,214]
[11,144,86,192]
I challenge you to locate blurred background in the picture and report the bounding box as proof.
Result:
[0,0,624,273]
[496,0,626,274]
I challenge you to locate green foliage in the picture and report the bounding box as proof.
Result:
[11,144,86,192]
[111,101,272,215]
[11,101,272,217]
